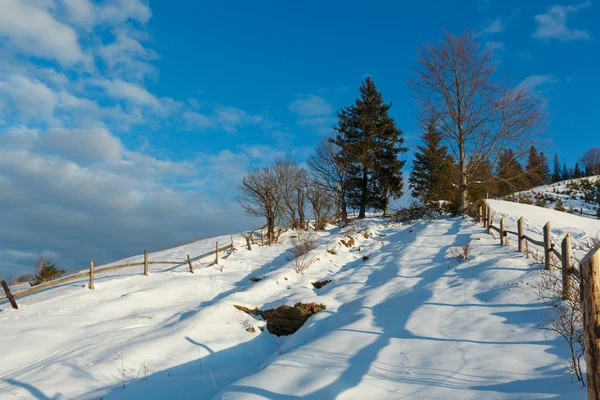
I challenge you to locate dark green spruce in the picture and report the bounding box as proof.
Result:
[332,77,407,218]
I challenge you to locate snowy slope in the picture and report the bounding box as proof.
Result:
[487,199,600,260]
[0,218,586,399]
[509,176,600,219]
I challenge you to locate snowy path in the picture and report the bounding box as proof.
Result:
[216,218,582,399]
[0,218,585,399]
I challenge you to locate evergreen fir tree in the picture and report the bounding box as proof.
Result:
[552,154,561,183]
[332,77,407,218]
[525,146,540,187]
[496,148,527,196]
[539,152,551,185]
[409,122,452,204]
[468,157,496,201]
[574,162,583,178]
[526,146,550,187]
[561,163,570,181]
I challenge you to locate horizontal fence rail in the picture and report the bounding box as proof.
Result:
[1,240,234,306]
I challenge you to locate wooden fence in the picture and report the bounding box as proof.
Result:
[477,204,600,399]
[0,238,235,309]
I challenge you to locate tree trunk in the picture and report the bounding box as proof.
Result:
[359,167,368,218]
[267,215,275,245]
[338,185,348,224]
[459,144,467,213]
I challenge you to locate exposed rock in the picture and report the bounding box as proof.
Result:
[233,302,326,336]
[246,326,256,333]
[249,276,263,283]
[311,279,331,289]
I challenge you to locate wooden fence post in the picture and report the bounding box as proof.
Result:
[245,235,252,251]
[261,232,264,246]
[543,222,552,270]
[215,242,219,264]
[487,207,492,234]
[143,249,149,276]
[483,206,487,228]
[500,217,506,246]
[478,205,483,224]
[89,259,95,290]
[1,280,18,309]
[561,233,573,301]
[187,254,194,274]
[518,217,525,253]
[581,247,600,398]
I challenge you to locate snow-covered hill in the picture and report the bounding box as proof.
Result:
[0,218,586,399]
[506,176,600,219]
[487,199,600,261]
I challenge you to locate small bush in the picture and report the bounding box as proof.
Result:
[290,231,318,274]
[32,257,65,286]
[447,242,472,262]
[554,198,566,212]
[12,274,34,285]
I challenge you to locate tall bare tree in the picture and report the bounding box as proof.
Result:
[410,32,545,212]
[307,138,349,224]
[275,156,307,229]
[237,164,283,244]
[306,183,335,231]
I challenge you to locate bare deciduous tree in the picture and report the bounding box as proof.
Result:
[410,32,545,212]
[308,138,349,224]
[306,183,335,231]
[275,157,307,230]
[580,148,600,176]
[238,164,283,245]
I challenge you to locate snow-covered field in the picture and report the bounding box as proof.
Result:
[510,176,600,219]
[487,199,600,261]
[0,217,586,399]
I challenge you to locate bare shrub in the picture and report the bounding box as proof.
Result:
[447,242,472,261]
[583,233,600,251]
[12,274,34,285]
[290,231,318,274]
[532,268,585,384]
[461,243,472,260]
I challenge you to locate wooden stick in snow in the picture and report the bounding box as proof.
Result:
[1,280,18,309]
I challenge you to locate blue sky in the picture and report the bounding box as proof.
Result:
[0,0,598,279]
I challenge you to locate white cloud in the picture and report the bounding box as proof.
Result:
[41,127,124,163]
[288,93,335,134]
[0,0,87,66]
[183,111,215,129]
[184,106,266,133]
[533,1,591,41]
[519,74,558,90]
[485,41,505,53]
[98,78,160,108]
[61,0,152,29]
[288,94,334,117]
[0,74,58,122]
[479,18,506,36]
[97,31,159,82]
